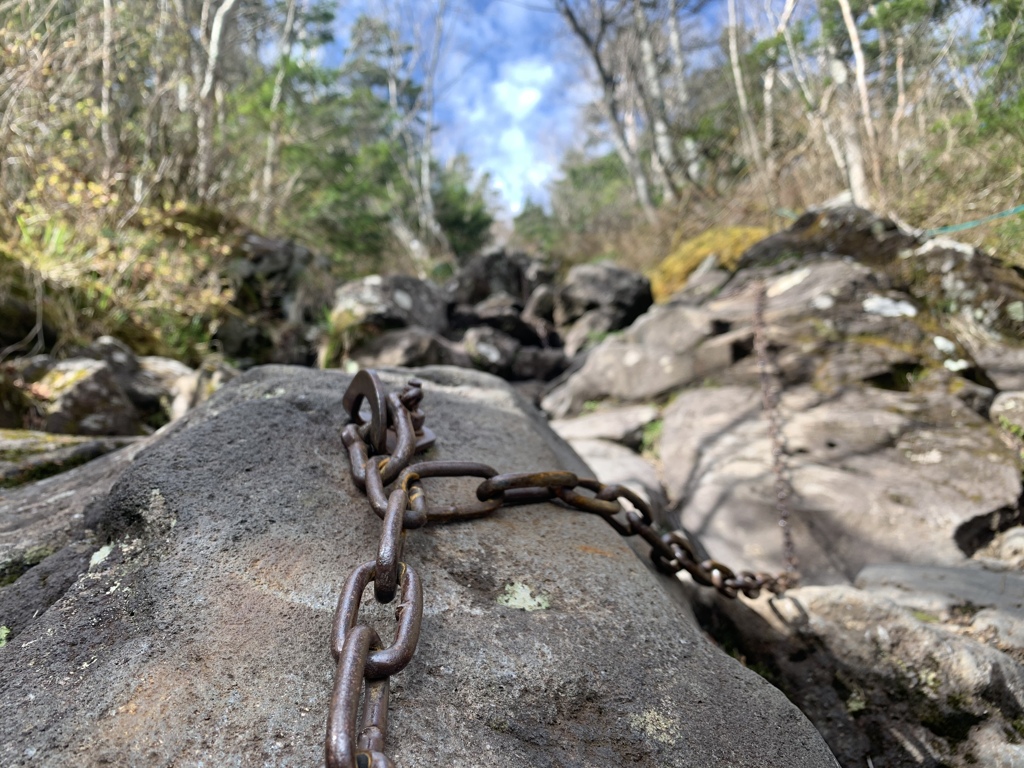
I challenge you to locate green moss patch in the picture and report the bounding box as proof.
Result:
[649,226,770,302]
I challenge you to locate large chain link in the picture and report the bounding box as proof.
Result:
[325,367,798,767]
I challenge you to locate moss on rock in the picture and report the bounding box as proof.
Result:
[649,226,770,302]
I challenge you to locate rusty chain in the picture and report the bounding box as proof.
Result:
[325,367,799,767]
[754,281,800,582]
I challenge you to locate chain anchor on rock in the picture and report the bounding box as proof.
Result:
[327,367,800,767]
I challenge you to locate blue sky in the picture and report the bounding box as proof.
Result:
[432,1,597,215]
[335,1,598,216]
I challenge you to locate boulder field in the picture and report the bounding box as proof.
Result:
[4,203,1024,766]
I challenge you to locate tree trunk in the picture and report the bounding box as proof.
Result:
[415,0,452,258]
[727,0,765,173]
[631,0,681,201]
[195,0,240,202]
[762,0,799,187]
[100,0,116,183]
[832,59,870,205]
[892,34,906,175]
[666,0,689,114]
[257,0,300,231]
[389,215,430,279]
[554,0,656,222]
[836,0,881,192]
[139,0,169,204]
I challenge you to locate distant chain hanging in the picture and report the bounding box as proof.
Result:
[326,361,799,767]
[754,281,800,581]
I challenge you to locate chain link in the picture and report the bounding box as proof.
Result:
[754,281,800,585]
[326,365,799,766]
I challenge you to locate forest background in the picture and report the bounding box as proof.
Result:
[2,0,1023,363]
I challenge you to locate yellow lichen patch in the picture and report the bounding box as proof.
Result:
[496,582,550,611]
[36,364,93,399]
[649,226,770,302]
[627,709,682,746]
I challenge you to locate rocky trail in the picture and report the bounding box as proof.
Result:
[3,204,1024,766]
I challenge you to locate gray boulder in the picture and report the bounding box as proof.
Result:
[694,579,1024,768]
[550,404,660,451]
[541,304,712,418]
[216,235,337,366]
[554,263,653,330]
[81,338,191,425]
[0,371,32,429]
[463,326,521,378]
[137,356,197,415]
[658,384,1022,585]
[855,563,1024,644]
[0,435,152,615]
[321,275,451,370]
[166,357,239,422]
[523,283,555,322]
[448,249,553,306]
[992,391,1024,434]
[29,359,141,436]
[737,206,917,271]
[451,292,543,346]
[331,274,449,335]
[77,335,139,380]
[0,365,837,767]
[561,307,620,358]
[0,430,139,490]
[510,345,568,381]
[351,327,469,369]
[212,313,273,365]
[972,344,1024,391]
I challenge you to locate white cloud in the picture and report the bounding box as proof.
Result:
[492,83,543,119]
[490,57,554,119]
[324,1,596,217]
[426,1,587,215]
[499,127,528,154]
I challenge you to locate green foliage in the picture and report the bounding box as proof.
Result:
[511,150,636,264]
[11,173,242,363]
[0,2,501,377]
[434,157,494,261]
[998,415,1024,442]
[553,151,633,234]
[512,199,559,254]
[641,419,664,458]
[976,0,1024,144]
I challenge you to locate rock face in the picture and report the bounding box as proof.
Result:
[541,206,1024,766]
[0,366,837,767]
[658,383,1021,583]
[5,204,1023,766]
[0,372,33,429]
[216,233,336,366]
[26,359,141,436]
[448,248,553,306]
[549,404,659,451]
[553,263,653,329]
[332,274,450,336]
[691,572,1024,768]
[4,340,222,447]
[1,429,139,489]
[541,304,712,418]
